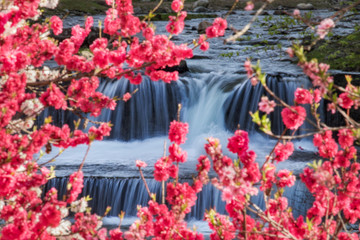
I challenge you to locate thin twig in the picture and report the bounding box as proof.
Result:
[26,62,155,87]
[162,140,167,204]
[336,106,360,128]
[177,103,182,122]
[266,126,359,140]
[224,0,239,20]
[337,213,354,240]
[247,202,298,240]
[260,128,287,171]
[243,207,248,240]
[225,0,275,43]
[139,167,151,197]
[38,149,65,166]
[79,143,91,171]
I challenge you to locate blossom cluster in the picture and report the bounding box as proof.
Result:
[126,120,205,239]
[0,0,199,238]
[0,0,360,239]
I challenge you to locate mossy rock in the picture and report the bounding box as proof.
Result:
[307,31,360,72]
[43,0,108,15]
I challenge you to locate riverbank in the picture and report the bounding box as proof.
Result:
[307,31,360,72]
[44,0,337,16]
[43,0,359,72]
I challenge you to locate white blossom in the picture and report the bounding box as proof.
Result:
[0,200,4,212]
[60,206,69,218]
[70,197,88,213]
[24,66,37,83]
[2,19,26,37]
[21,98,44,117]
[39,0,59,9]
[47,220,71,236]
[30,187,42,197]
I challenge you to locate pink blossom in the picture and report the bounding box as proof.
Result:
[142,27,154,40]
[168,120,189,145]
[327,102,337,114]
[313,89,322,103]
[286,47,295,58]
[166,12,186,35]
[206,17,227,38]
[293,9,300,16]
[317,18,335,39]
[258,96,276,114]
[338,129,354,149]
[39,83,67,110]
[338,93,353,109]
[40,203,62,227]
[244,1,254,11]
[277,170,296,188]
[171,0,183,12]
[135,160,147,168]
[154,157,171,181]
[67,171,84,203]
[88,123,112,141]
[227,130,249,156]
[281,106,306,130]
[244,59,253,78]
[169,143,187,163]
[261,163,276,191]
[250,77,258,86]
[313,131,338,158]
[200,41,209,51]
[274,142,294,162]
[122,92,132,102]
[295,88,313,104]
[50,16,63,35]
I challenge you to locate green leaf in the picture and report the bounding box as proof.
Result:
[251,111,261,125]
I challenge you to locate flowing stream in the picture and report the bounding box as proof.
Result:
[41,9,360,234]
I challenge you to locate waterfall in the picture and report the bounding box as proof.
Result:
[38,73,312,140]
[44,177,226,219]
[44,177,313,220]
[93,78,185,140]
[40,71,317,222]
[224,74,312,134]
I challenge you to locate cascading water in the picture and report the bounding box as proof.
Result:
[41,10,354,232]
[45,176,312,220]
[42,71,316,224]
[93,78,185,140]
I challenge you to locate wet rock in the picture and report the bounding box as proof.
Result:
[193,0,209,8]
[297,3,314,10]
[191,55,211,59]
[160,6,172,13]
[251,11,270,16]
[94,0,107,7]
[197,21,212,34]
[193,6,209,13]
[163,60,189,73]
[133,7,142,14]
[171,36,181,41]
[51,27,111,47]
[85,28,110,46]
[273,9,287,15]
[51,28,72,42]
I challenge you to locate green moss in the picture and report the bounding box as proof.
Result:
[306,31,360,71]
[44,0,108,15]
[140,13,218,21]
[265,0,331,9]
